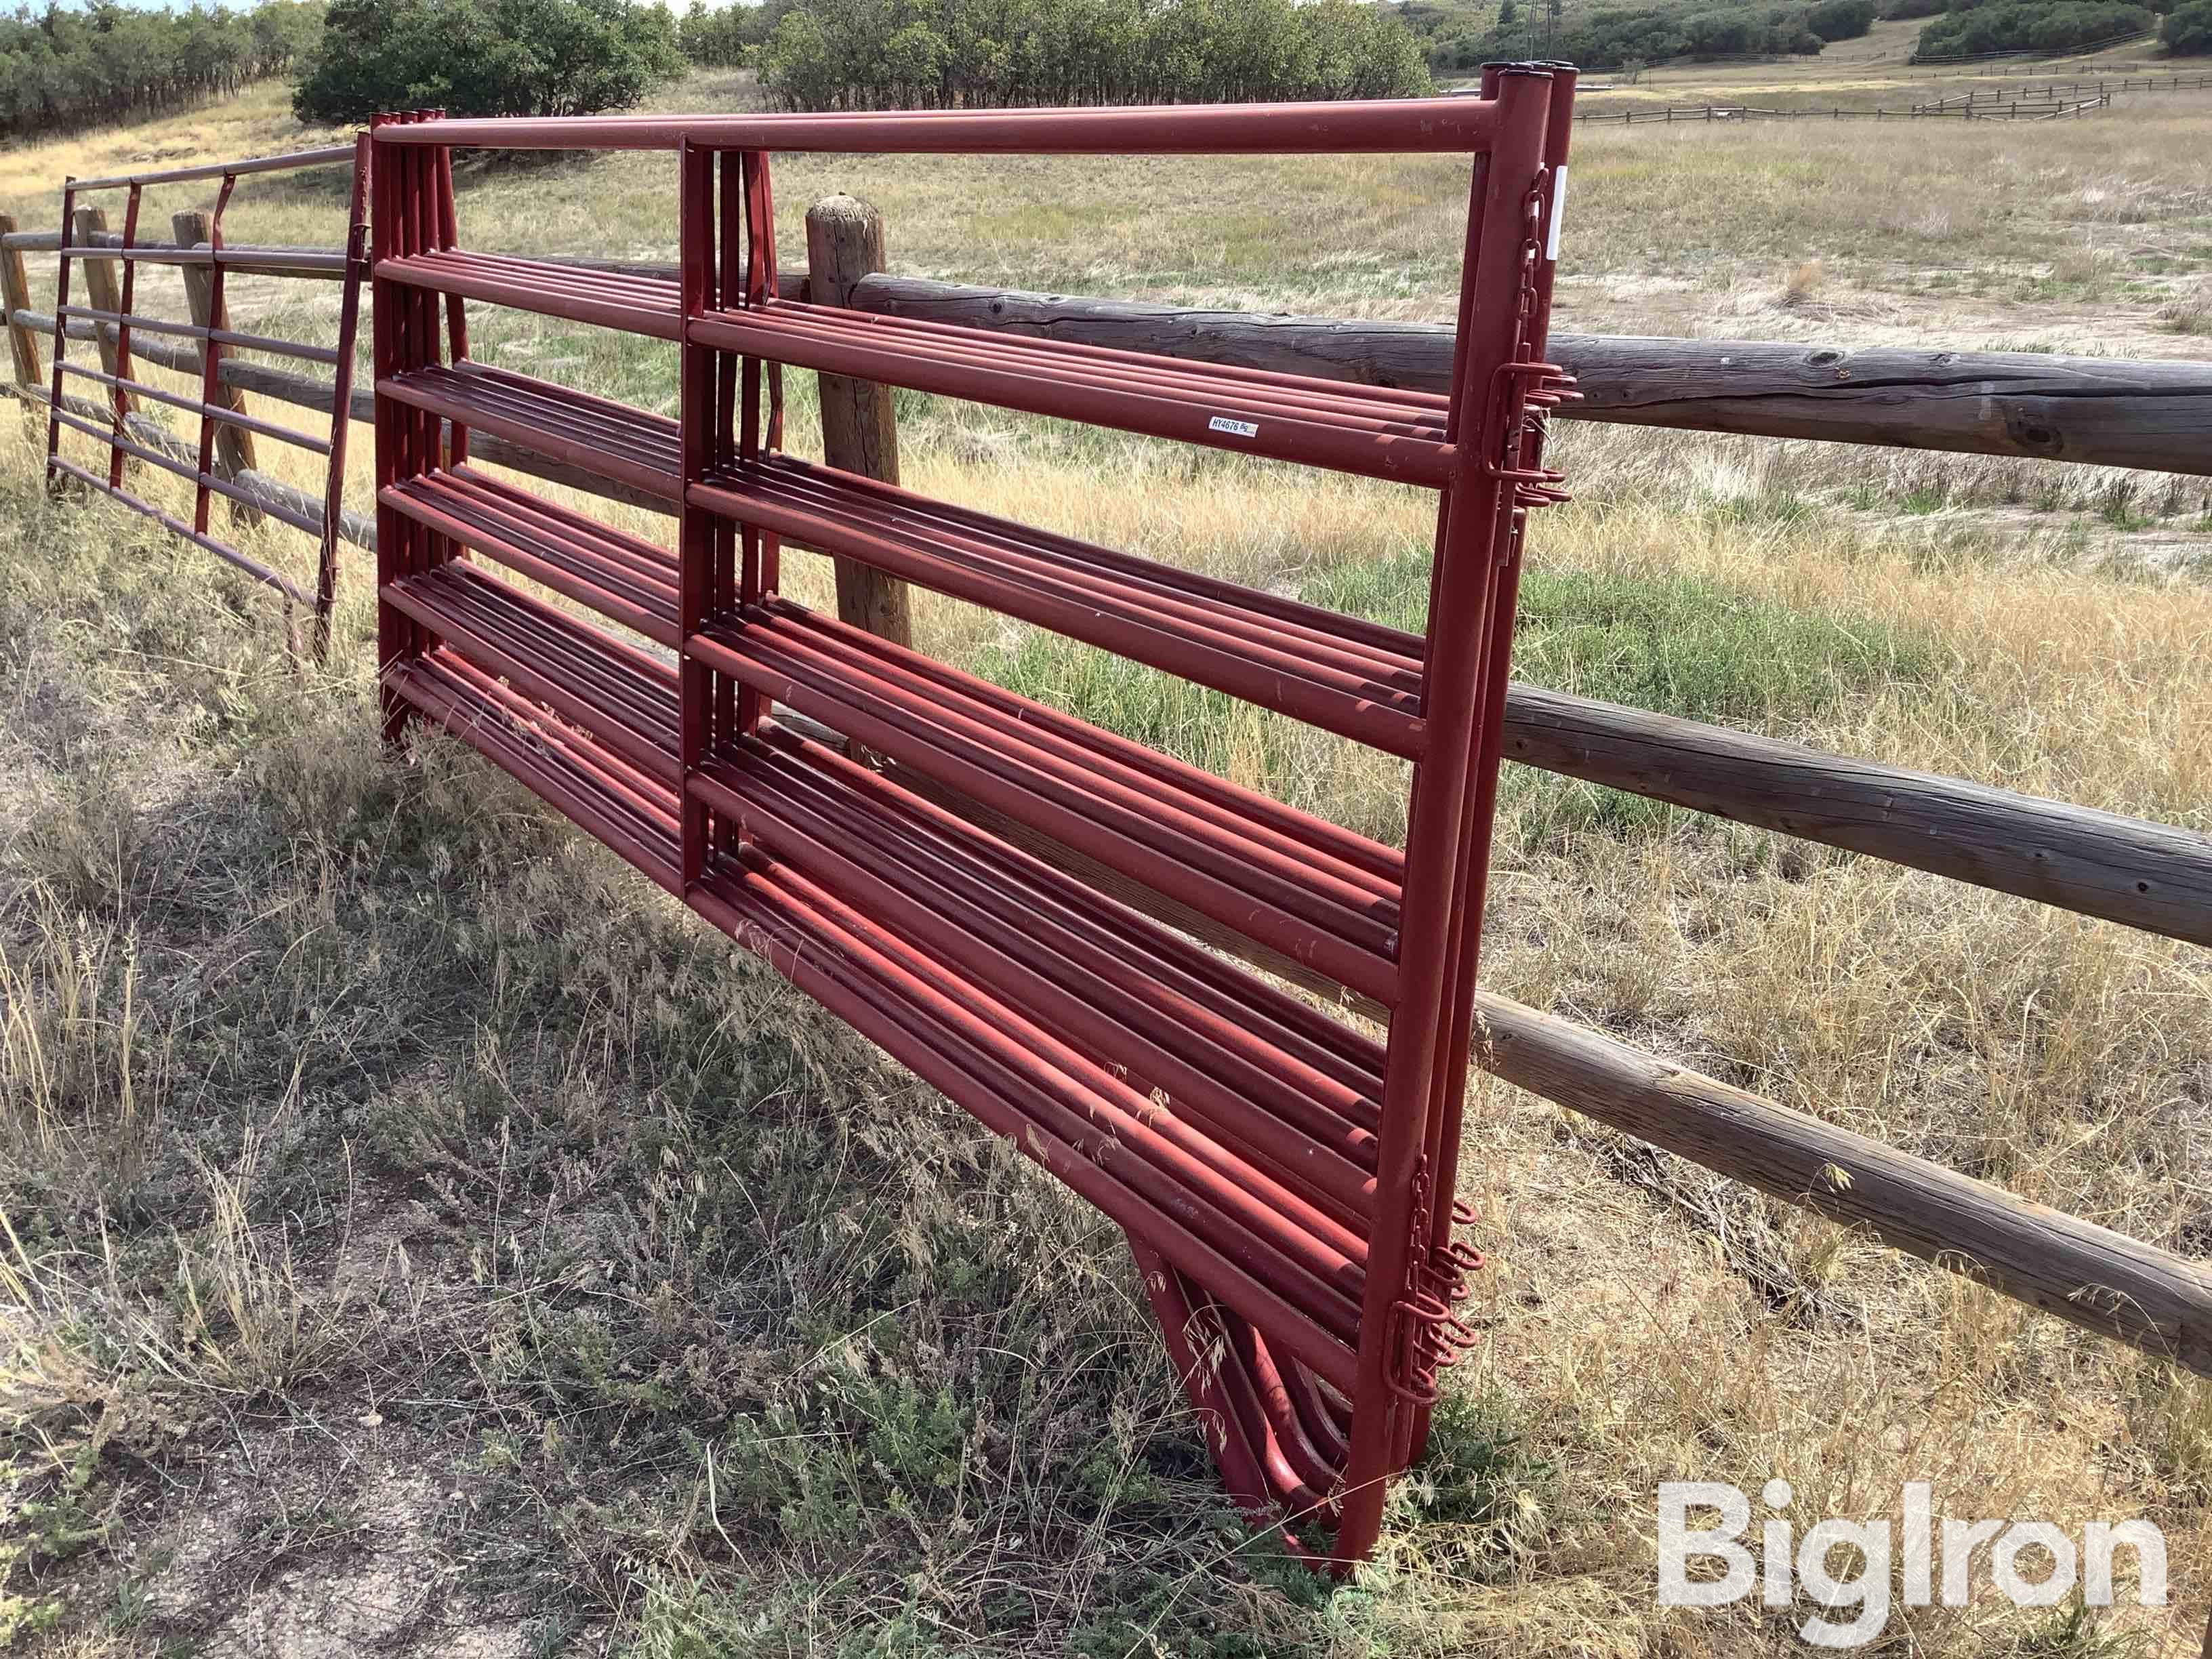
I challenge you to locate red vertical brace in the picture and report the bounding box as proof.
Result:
[192,171,238,537]
[1404,62,1579,1465]
[108,184,142,489]
[434,127,468,466]
[1330,66,1553,1572]
[318,131,373,663]
[45,184,78,491]
[678,139,718,886]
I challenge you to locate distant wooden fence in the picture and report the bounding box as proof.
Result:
[4,193,2211,1382]
[1917,70,2212,110]
[1580,91,2111,123]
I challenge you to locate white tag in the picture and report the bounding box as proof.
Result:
[1208,415,1259,438]
[1545,165,1568,262]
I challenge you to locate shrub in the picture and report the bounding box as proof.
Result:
[292,0,684,123]
[2162,0,2212,48]
[761,0,1429,110]
[1806,0,1878,37]
[1914,0,2152,54]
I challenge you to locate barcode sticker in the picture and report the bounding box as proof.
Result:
[1208,415,1260,438]
[1546,165,1569,261]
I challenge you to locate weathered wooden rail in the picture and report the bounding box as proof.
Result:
[4,190,2209,1385]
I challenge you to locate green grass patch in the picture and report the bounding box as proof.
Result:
[975,556,1940,849]
[1300,556,1938,727]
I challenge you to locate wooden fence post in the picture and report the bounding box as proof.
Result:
[804,194,911,649]
[70,207,134,411]
[172,207,260,527]
[0,214,45,436]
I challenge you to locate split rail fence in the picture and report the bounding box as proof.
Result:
[1578,91,2110,122]
[2,80,2209,1564]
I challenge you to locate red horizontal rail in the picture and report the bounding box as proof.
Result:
[47,401,327,538]
[58,360,333,454]
[70,144,356,192]
[372,98,1500,155]
[47,455,312,603]
[56,304,341,367]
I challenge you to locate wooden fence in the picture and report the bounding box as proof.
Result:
[1580,91,2111,123]
[5,197,2211,1383]
[1917,70,2212,110]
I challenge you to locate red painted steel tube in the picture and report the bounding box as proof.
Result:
[706,454,1425,691]
[44,185,77,491]
[382,472,679,644]
[107,184,141,489]
[766,598,1403,897]
[690,858,1365,1395]
[1130,1240,1284,1527]
[58,361,334,453]
[378,371,681,506]
[771,297,1448,419]
[46,455,312,604]
[691,609,1404,994]
[689,306,1458,487]
[739,729,1387,1160]
[192,170,239,538]
[761,722,1392,1126]
[318,131,373,661]
[430,651,682,842]
[377,251,681,340]
[373,98,1500,155]
[714,807,1377,1328]
[401,367,682,478]
[70,144,355,191]
[1406,63,1581,1466]
[690,467,1429,758]
[45,403,327,538]
[1212,1287,1341,1511]
[695,743,1382,1226]
[1330,65,1557,1572]
[55,306,343,366]
[678,139,719,888]
[384,570,679,784]
[697,618,1401,1005]
[386,655,684,893]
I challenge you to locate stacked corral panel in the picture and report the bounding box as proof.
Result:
[369,69,1576,1567]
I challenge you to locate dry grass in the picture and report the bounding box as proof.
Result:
[0,64,2207,1659]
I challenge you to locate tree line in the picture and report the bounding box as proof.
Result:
[1908,0,2187,58]
[758,0,1431,110]
[0,1,321,140]
[1389,0,1876,76]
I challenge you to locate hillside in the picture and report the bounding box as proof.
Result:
[0,66,2208,1659]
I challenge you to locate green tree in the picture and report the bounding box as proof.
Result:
[293,0,683,123]
[2161,0,2212,47]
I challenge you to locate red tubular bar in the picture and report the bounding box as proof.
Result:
[367,74,1574,1571]
[689,305,1457,487]
[42,138,367,661]
[370,98,1500,155]
[1329,64,1557,1569]
[106,184,142,489]
[70,143,356,191]
[690,459,1430,758]
[48,455,312,604]
[1405,62,1581,1466]
[59,360,333,453]
[689,608,1406,1004]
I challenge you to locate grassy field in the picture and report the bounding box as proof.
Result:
[1,63,2209,1659]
